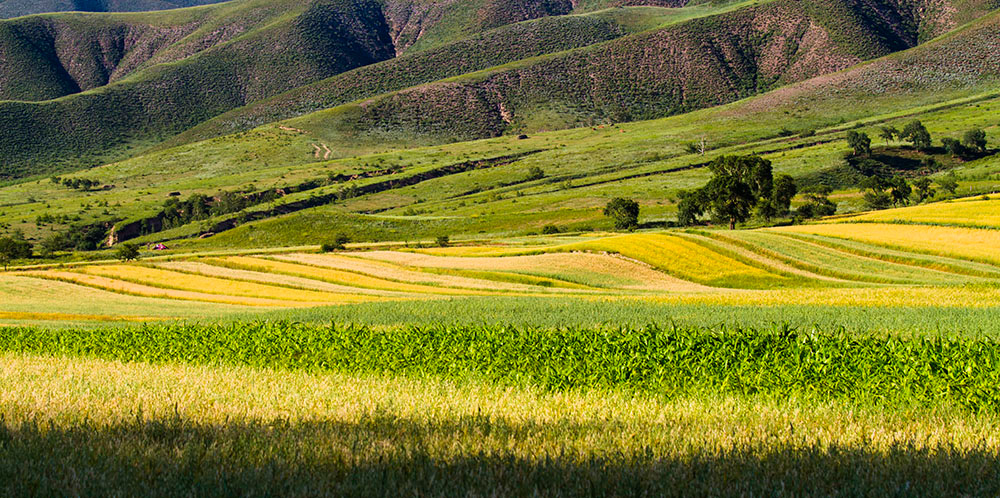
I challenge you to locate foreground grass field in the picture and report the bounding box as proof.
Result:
[5,200,1000,493]
[4,323,1000,495]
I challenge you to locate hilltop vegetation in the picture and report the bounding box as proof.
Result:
[0,0,229,18]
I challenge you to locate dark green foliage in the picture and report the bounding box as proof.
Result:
[962,128,988,153]
[797,185,838,219]
[0,233,31,269]
[879,125,898,145]
[435,235,450,247]
[6,322,1000,412]
[681,155,774,229]
[912,177,935,203]
[676,189,708,226]
[526,166,545,181]
[861,176,893,209]
[846,130,872,156]
[937,172,959,195]
[114,243,140,262]
[901,120,932,151]
[942,137,968,158]
[541,224,560,234]
[888,176,911,206]
[760,173,798,220]
[320,233,351,252]
[603,198,639,230]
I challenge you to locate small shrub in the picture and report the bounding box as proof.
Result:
[541,224,560,235]
[435,235,450,247]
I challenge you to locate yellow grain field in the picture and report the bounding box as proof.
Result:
[823,197,1000,228]
[356,251,709,292]
[270,254,540,292]
[218,256,495,295]
[24,271,308,307]
[551,233,792,287]
[157,261,415,297]
[645,285,1000,308]
[773,223,1000,265]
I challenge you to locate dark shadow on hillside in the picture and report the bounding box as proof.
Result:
[1,412,998,497]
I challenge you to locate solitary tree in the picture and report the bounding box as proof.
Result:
[115,243,141,262]
[962,129,987,154]
[878,126,898,146]
[677,155,790,228]
[901,120,932,151]
[604,198,640,230]
[0,235,32,270]
[704,155,773,229]
[846,131,872,157]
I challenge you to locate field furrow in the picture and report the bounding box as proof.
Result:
[351,251,708,291]
[74,265,378,304]
[156,261,417,298]
[718,231,974,285]
[269,254,544,292]
[22,272,311,307]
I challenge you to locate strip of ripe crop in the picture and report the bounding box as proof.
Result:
[22,272,306,307]
[772,232,1000,279]
[677,232,843,284]
[4,322,1000,412]
[270,254,542,292]
[0,311,166,322]
[712,231,975,285]
[156,261,417,297]
[215,256,496,295]
[75,265,378,304]
[642,285,1000,308]
[825,197,1000,228]
[353,251,708,291]
[549,233,797,288]
[773,224,1000,265]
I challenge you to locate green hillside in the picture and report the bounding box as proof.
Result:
[0,0,399,179]
[0,0,229,18]
[1,5,998,254]
[4,0,994,182]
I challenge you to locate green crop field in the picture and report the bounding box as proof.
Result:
[4,0,1000,493]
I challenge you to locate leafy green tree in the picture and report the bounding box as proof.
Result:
[676,189,708,226]
[878,126,898,146]
[435,235,450,247]
[846,131,872,157]
[115,243,141,262]
[901,120,932,151]
[704,155,773,229]
[321,233,351,252]
[937,173,959,196]
[912,177,935,203]
[0,234,32,269]
[604,198,640,230]
[942,138,967,158]
[525,166,545,181]
[38,233,68,257]
[962,129,987,154]
[861,176,892,210]
[889,176,911,206]
[757,174,798,221]
[541,224,560,234]
[796,185,837,219]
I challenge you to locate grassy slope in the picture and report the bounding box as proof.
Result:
[0,0,230,18]
[2,1,1000,249]
[275,0,991,148]
[0,0,398,179]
